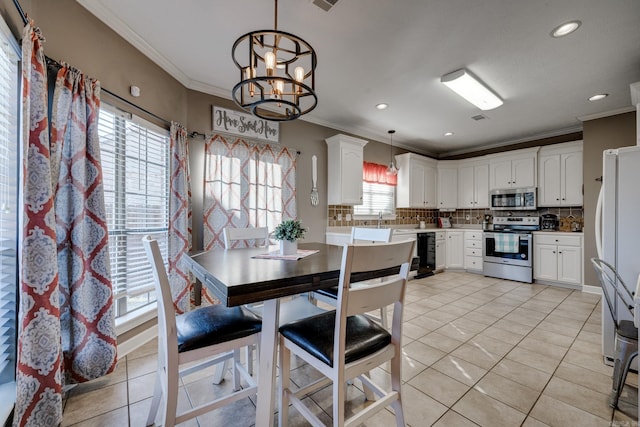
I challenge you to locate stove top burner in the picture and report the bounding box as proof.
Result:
[491,216,540,232]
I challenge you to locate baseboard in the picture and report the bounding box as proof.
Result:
[581,284,602,295]
[117,324,158,358]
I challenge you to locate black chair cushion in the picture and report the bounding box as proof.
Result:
[279,311,391,367]
[618,320,638,341]
[176,305,262,353]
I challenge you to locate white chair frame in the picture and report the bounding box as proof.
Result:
[223,226,270,249]
[142,236,260,427]
[279,240,414,427]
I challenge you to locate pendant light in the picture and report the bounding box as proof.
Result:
[386,130,398,175]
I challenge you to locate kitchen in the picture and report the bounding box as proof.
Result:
[2,0,640,426]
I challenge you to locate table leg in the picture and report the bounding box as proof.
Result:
[255,298,280,427]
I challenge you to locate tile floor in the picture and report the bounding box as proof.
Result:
[62,272,639,426]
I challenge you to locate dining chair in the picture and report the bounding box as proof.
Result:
[315,227,393,327]
[223,226,270,249]
[142,235,261,427]
[278,239,415,427]
[591,257,638,408]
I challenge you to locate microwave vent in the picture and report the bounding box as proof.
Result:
[471,114,487,121]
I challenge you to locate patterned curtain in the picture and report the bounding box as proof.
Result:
[15,22,63,427]
[15,23,117,427]
[168,122,200,312]
[50,64,117,383]
[363,161,397,185]
[203,134,297,250]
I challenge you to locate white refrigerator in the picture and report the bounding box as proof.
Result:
[595,145,640,364]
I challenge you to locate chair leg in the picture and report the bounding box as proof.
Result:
[610,339,637,408]
[333,376,345,427]
[362,372,376,401]
[233,348,242,391]
[146,371,163,426]
[390,354,405,427]
[212,359,229,385]
[380,305,388,329]
[279,339,291,427]
[245,345,254,376]
[161,367,180,427]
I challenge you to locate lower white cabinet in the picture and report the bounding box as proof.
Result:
[533,233,582,286]
[464,231,483,272]
[445,230,464,269]
[435,231,446,271]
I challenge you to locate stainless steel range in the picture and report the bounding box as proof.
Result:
[483,216,540,283]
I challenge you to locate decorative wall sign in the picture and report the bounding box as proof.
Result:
[213,106,279,142]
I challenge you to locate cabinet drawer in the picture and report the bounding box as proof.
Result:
[464,255,483,270]
[464,231,483,241]
[435,231,446,240]
[465,247,482,257]
[535,234,581,246]
[465,239,483,249]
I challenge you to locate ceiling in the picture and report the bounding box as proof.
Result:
[77,0,640,156]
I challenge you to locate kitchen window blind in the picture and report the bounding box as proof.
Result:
[353,181,395,216]
[0,14,19,423]
[99,105,169,318]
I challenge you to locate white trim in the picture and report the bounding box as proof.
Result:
[115,302,157,336]
[581,284,602,295]
[578,106,635,122]
[0,381,15,427]
[117,324,158,358]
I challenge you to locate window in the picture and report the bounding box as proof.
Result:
[353,162,396,217]
[99,105,170,318]
[0,14,19,421]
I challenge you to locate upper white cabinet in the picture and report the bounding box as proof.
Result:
[489,148,538,190]
[437,161,458,209]
[458,159,489,208]
[396,153,438,208]
[538,141,583,207]
[326,134,368,205]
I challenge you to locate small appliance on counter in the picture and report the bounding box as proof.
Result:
[540,214,559,231]
[437,217,451,228]
[482,214,492,231]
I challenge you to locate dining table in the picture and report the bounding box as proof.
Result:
[182,241,418,427]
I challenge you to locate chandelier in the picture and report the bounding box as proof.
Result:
[231,0,318,121]
[386,130,398,175]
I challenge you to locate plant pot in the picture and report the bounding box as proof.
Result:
[280,240,297,256]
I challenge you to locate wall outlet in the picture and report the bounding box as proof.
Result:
[345,214,352,221]
[465,214,470,221]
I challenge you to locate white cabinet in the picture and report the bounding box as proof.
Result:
[489,148,538,190]
[533,233,582,286]
[463,231,483,272]
[437,162,458,209]
[326,134,368,205]
[435,231,446,271]
[458,160,489,208]
[445,230,464,269]
[396,153,438,208]
[538,141,583,207]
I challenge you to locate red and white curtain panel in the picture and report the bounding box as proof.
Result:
[168,122,194,313]
[203,134,297,250]
[363,161,397,185]
[15,23,116,427]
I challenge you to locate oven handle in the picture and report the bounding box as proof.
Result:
[484,232,532,241]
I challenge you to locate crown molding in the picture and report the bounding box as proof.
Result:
[578,106,635,122]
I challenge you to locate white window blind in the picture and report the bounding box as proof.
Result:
[0,14,19,421]
[99,105,169,318]
[353,181,395,216]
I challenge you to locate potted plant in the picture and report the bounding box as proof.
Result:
[273,219,306,255]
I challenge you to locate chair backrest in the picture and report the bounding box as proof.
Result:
[142,236,178,353]
[591,258,635,329]
[223,227,270,249]
[334,240,415,360]
[350,227,392,244]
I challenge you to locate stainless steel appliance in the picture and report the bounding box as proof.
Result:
[483,216,540,283]
[540,213,559,230]
[489,187,537,211]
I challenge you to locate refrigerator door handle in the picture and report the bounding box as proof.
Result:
[595,184,604,258]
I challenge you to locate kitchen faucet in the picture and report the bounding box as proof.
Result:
[377,211,383,228]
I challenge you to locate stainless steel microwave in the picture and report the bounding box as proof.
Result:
[490,187,537,211]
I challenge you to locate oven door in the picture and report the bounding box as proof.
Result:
[483,232,532,267]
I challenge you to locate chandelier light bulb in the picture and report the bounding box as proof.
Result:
[294,66,304,82]
[265,51,276,74]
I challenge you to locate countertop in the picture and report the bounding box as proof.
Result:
[326,225,483,235]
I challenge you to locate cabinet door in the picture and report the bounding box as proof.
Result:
[435,240,446,271]
[489,159,513,189]
[511,157,535,188]
[409,160,426,207]
[458,165,475,208]
[424,164,437,208]
[558,245,581,284]
[340,145,364,204]
[474,164,490,208]
[538,154,561,206]
[445,232,464,269]
[438,168,458,209]
[534,244,558,281]
[561,151,583,206]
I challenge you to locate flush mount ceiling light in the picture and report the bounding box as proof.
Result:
[588,93,608,101]
[440,68,503,111]
[386,130,398,176]
[375,103,389,110]
[550,20,582,38]
[232,0,318,121]
[444,131,454,136]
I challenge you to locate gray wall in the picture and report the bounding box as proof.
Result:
[582,112,636,286]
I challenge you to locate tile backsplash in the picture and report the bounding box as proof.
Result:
[327,205,584,228]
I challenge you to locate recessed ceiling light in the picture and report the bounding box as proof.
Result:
[550,20,582,38]
[444,132,454,136]
[588,93,608,101]
[375,103,388,110]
